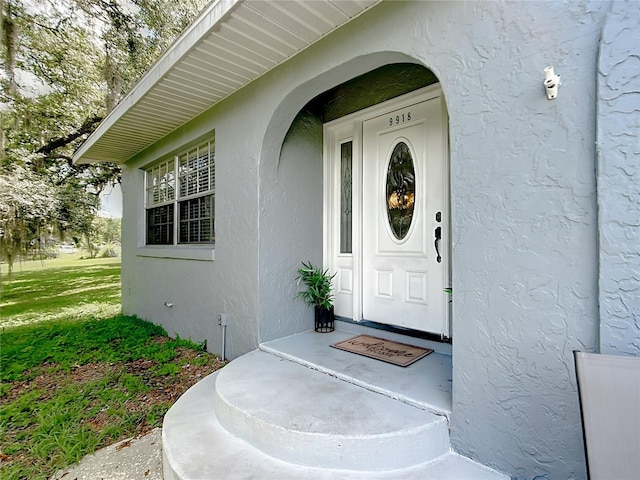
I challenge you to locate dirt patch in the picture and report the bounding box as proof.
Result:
[3,362,121,403]
[1,338,226,446]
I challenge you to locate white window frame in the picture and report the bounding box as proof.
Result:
[137,138,215,261]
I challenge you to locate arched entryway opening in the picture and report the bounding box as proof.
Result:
[258,59,452,415]
[259,61,450,341]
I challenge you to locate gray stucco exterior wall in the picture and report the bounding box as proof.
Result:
[436,2,606,477]
[597,0,640,356]
[121,92,265,360]
[116,1,634,478]
[258,110,324,343]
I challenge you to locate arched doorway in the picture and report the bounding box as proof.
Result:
[259,61,450,344]
[259,60,453,415]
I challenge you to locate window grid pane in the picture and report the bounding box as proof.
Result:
[146,159,175,206]
[178,195,214,244]
[178,141,214,199]
[146,205,174,245]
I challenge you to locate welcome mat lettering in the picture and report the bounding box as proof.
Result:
[331,335,433,367]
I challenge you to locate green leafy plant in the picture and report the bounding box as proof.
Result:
[444,287,452,304]
[295,261,335,310]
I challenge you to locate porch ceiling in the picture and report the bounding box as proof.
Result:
[73,0,381,164]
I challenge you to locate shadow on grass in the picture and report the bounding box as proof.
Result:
[1,264,121,327]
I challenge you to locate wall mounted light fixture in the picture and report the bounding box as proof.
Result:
[544,66,561,100]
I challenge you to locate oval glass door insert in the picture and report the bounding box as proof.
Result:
[386,141,416,240]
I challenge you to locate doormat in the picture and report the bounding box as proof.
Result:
[331,335,433,367]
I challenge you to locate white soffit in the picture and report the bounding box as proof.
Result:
[74,0,381,164]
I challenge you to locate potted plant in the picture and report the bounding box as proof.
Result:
[295,261,336,333]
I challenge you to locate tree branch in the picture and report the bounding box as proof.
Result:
[26,53,58,86]
[35,115,103,155]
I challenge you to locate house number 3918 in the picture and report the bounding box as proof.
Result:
[389,111,412,126]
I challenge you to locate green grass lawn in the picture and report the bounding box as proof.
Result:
[0,256,224,480]
[1,256,121,329]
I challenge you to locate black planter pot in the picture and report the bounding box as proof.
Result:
[314,305,335,333]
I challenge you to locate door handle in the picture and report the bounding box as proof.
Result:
[434,226,442,263]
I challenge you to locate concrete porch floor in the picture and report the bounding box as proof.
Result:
[260,327,453,415]
[163,324,509,479]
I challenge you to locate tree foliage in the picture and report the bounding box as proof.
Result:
[0,166,58,266]
[0,0,208,269]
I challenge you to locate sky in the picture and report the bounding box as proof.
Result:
[98,183,123,218]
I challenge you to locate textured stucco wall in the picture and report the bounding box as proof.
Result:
[119,0,621,477]
[256,2,609,478]
[121,90,265,360]
[597,0,640,356]
[437,2,606,477]
[258,109,324,342]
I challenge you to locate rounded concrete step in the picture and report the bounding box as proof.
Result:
[163,368,509,480]
[213,350,449,471]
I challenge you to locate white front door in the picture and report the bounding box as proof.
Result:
[324,86,449,337]
[362,98,447,333]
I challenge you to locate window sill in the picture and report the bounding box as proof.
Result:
[136,246,215,261]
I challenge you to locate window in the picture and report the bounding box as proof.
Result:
[145,139,214,246]
[340,141,352,253]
